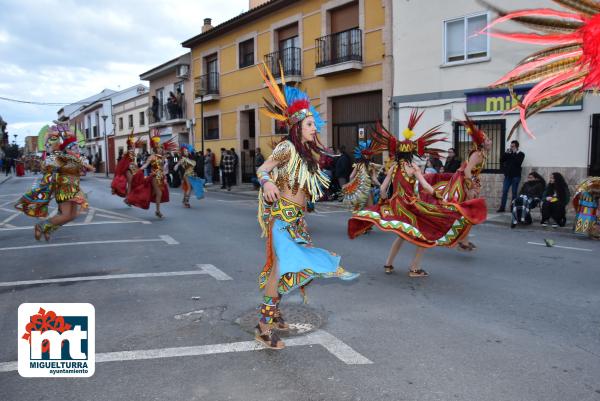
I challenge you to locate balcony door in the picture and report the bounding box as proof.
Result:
[205,55,218,93]
[330,1,358,62]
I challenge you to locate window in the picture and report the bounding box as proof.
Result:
[118,117,123,130]
[444,13,488,64]
[239,38,254,68]
[204,116,219,140]
[139,111,145,126]
[128,114,133,128]
[330,1,358,34]
[453,119,504,173]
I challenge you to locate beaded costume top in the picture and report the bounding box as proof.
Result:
[179,156,196,177]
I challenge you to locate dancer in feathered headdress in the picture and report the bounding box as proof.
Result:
[126,129,175,218]
[348,111,488,277]
[174,144,205,208]
[341,139,385,211]
[111,131,143,201]
[479,0,600,138]
[16,124,94,241]
[252,62,359,350]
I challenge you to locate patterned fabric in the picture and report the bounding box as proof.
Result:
[259,295,277,324]
[222,154,235,174]
[348,161,487,248]
[342,163,382,211]
[14,171,55,217]
[574,192,598,237]
[259,197,358,295]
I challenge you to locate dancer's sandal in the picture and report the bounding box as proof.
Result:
[458,242,473,252]
[254,324,285,350]
[384,265,394,274]
[273,310,290,331]
[408,268,428,278]
[34,223,42,241]
[155,211,163,219]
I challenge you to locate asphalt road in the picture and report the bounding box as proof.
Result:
[0,174,599,401]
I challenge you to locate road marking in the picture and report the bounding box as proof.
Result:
[0,235,179,252]
[0,220,152,232]
[0,264,230,287]
[0,212,20,226]
[0,329,371,372]
[0,193,21,197]
[527,242,593,252]
[84,208,95,224]
[196,264,233,280]
[91,206,150,222]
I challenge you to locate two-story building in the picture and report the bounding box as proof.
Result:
[182,0,393,182]
[140,53,194,147]
[112,93,150,161]
[392,0,600,206]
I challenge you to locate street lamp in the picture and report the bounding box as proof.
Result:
[197,76,208,154]
[101,115,108,178]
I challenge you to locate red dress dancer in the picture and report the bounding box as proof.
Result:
[111,132,142,203]
[126,130,175,218]
[479,0,600,138]
[348,111,487,277]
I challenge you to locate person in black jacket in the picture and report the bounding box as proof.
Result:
[541,172,570,227]
[497,140,525,212]
[441,147,461,173]
[511,171,545,227]
[334,146,352,200]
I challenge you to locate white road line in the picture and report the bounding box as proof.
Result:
[0,212,20,226]
[91,206,150,222]
[84,208,95,224]
[0,201,17,208]
[0,220,151,232]
[0,329,371,372]
[527,242,593,252]
[196,264,232,280]
[0,193,21,197]
[0,235,178,251]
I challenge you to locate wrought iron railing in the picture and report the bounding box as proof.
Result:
[264,47,302,78]
[315,28,362,68]
[194,72,220,98]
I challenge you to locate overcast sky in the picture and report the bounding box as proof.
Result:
[0,0,248,145]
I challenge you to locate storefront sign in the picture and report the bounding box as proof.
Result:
[466,86,583,116]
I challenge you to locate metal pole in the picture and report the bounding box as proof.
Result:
[102,115,108,178]
[200,95,205,154]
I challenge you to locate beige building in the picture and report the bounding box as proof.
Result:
[112,93,150,161]
[140,53,194,147]
[24,136,38,154]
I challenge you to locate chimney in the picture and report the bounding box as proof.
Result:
[202,18,213,33]
[249,0,269,9]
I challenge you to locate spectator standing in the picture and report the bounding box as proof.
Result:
[222,150,235,191]
[442,148,461,173]
[176,89,184,119]
[219,148,227,188]
[424,158,438,174]
[335,145,352,189]
[193,149,205,179]
[230,147,239,186]
[541,172,570,227]
[497,140,525,212]
[429,154,443,172]
[204,148,214,185]
[252,148,265,189]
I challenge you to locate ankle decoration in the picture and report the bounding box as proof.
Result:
[259,295,277,324]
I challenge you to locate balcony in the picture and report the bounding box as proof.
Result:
[315,28,363,76]
[264,47,302,83]
[149,102,187,128]
[194,72,220,103]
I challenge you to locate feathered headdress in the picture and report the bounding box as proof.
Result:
[180,143,194,154]
[258,62,324,131]
[150,129,177,152]
[126,131,144,150]
[460,115,488,150]
[479,0,600,138]
[353,139,385,162]
[372,110,447,158]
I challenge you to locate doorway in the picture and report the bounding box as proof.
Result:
[240,109,256,183]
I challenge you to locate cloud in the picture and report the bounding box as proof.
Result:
[0,0,248,129]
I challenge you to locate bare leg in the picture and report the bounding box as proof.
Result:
[384,237,405,273]
[183,176,191,207]
[408,247,429,277]
[152,179,162,217]
[125,171,133,196]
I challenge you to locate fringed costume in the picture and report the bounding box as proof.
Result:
[479,0,600,138]
[254,63,358,349]
[573,177,600,239]
[111,132,141,199]
[126,131,174,216]
[348,112,487,276]
[342,140,385,211]
[176,144,205,208]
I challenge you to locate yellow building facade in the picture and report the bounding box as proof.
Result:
[183,0,392,182]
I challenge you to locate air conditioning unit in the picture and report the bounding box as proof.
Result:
[177,65,190,79]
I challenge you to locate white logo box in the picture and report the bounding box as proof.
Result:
[18,303,95,378]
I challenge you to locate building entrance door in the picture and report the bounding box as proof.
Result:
[240,109,256,183]
[590,114,600,176]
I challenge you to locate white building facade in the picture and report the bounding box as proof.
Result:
[112,94,150,163]
[392,0,600,207]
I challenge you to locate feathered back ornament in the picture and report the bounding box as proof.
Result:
[460,115,488,150]
[371,110,447,158]
[353,139,385,161]
[258,62,324,131]
[478,0,600,138]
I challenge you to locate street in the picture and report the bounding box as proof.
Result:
[1,175,599,401]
